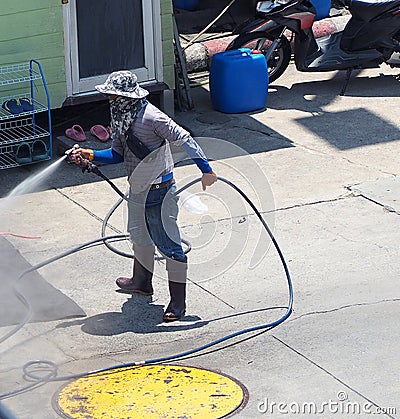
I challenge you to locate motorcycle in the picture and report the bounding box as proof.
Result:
[226,0,400,94]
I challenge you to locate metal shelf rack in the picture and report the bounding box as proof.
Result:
[0,60,52,170]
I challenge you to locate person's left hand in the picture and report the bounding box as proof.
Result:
[201,171,217,191]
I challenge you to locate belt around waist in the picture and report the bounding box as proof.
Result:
[150,178,174,190]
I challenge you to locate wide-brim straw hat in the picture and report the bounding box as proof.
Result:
[95,70,149,99]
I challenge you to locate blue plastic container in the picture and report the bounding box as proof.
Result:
[173,0,199,11]
[310,0,331,20]
[209,48,268,114]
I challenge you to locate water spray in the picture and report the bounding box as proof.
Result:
[6,155,68,198]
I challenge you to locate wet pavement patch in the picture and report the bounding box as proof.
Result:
[54,364,248,418]
[0,236,85,326]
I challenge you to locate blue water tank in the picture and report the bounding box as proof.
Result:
[310,0,331,20]
[209,49,269,114]
[173,0,199,11]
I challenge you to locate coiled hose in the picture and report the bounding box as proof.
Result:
[0,176,293,399]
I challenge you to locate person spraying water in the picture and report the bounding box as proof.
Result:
[67,70,217,322]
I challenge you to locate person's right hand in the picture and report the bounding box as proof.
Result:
[65,147,93,165]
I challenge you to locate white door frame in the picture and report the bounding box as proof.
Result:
[62,0,162,97]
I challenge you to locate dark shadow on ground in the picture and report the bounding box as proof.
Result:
[56,293,206,335]
[0,86,294,197]
[296,108,400,150]
[268,69,400,112]
[266,70,400,150]
[55,294,286,337]
[6,66,397,197]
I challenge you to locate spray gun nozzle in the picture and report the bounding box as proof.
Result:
[64,145,102,177]
[65,144,81,158]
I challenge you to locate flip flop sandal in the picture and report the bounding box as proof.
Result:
[90,124,110,142]
[2,99,24,115]
[65,124,87,142]
[31,139,49,161]
[19,98,34,112]
[15,142,32,164]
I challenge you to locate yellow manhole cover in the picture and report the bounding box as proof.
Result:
[54,364,248,418]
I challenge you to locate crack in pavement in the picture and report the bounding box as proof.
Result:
[284,136,397,178]
[179,194,354,230]
[55,189,123,235]
[56,186,397,317]
[347,188,400,215]
[287,298,400,324]
[188,276,236,310]
[273,193,353,213]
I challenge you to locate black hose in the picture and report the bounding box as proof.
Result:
[92,168,127,200]
[100,196,191,260]
[0,175,293,400]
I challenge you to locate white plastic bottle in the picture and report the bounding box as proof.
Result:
[179,190,208,214]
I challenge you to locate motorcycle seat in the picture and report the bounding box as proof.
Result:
[350,0,400,22]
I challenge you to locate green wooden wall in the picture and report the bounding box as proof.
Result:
[0,0,174,109]
[0,0,66,108]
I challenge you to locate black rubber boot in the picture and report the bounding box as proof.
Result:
[116,244,154,294]
[163,257,187,322]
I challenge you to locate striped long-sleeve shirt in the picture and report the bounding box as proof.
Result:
[93,102,212,192]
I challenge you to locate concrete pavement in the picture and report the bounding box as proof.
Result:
[0,63,399,418]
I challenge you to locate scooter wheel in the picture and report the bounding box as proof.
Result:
[227,33,292,83]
